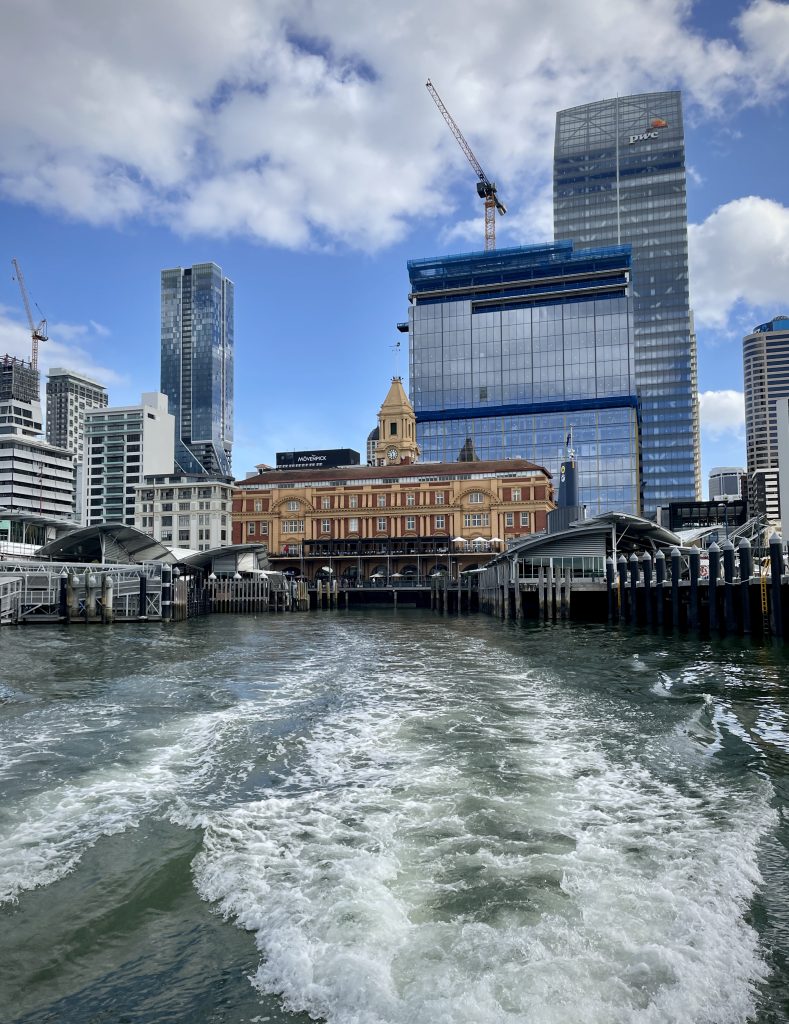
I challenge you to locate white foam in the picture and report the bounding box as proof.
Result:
[192,647,777,1024]
[0,691,308,904]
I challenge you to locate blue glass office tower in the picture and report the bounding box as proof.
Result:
[554,92,701,513]
[161,263,234,477]
[408,241,641,515]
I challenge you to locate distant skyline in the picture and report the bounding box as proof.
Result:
[1,0,788,485]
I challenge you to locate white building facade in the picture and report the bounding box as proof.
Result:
[135,475,232,550]
[84,392,175,526]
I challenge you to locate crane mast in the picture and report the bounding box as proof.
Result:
[11,258,47,372]
[426,78,506,251]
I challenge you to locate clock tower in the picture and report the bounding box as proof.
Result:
[374,377,420,466]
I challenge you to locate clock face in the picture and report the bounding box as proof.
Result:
[387,447,399,461]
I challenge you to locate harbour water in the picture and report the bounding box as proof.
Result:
[1,612,788,1024]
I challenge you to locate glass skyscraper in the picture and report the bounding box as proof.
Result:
[408,241,642,515]
[554,91,700,513]
[161,263,234,477]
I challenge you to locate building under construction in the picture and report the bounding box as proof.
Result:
[0,355,39,405]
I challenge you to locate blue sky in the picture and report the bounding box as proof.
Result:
[1,0,788,487]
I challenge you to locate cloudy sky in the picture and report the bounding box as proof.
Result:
[2,0,789,485]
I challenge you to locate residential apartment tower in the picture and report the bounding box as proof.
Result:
[160,263,234,477]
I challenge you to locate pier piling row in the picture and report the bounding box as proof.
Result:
[471,537,789,642]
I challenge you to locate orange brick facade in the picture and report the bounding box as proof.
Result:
[232,459,553,582]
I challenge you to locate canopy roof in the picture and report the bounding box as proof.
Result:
[37,524,177,564]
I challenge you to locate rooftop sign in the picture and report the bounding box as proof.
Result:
[275,448,361,470]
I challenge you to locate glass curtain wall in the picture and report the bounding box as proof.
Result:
[408,243,641,516]
[161,263,234,477]
[554,91,700,511]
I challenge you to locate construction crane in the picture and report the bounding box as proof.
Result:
[11,258,47,372]
[426,78,506,251]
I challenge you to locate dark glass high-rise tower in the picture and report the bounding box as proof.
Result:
[161,263,234,477]
[554,92,700,513]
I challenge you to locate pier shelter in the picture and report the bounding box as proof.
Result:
[37,523,178,565]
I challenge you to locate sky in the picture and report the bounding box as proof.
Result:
[1,0,789,488]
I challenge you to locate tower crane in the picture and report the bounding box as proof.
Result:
[11,258,47,372]
[426,78,506,251]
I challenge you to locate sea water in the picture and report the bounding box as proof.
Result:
[1,612,787,1023]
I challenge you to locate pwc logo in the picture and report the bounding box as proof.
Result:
[629,118,668,144]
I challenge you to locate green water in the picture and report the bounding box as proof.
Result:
[1,613,788,1023]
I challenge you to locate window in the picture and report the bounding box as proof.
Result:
[377,517,387,531]
[254,499,263,512]
[248,522,256,535]
[511,487,521,501]
[520,512,530,527]
[348,517,359,532]
[178,530,190,542]
[377,494,386,507]
[260,522,269,535]
[390,421,397,436]
[161,515,173,526]
[321,519,331,532]
[505,512,514,527]
[406,516,416,531]
[321,497,331,509]
[406,492,415,506]
[178,515,189,527]
[178,502,190,511]
[282,519,304,533]
[287,500,300,511]
[161,502,173,512]
[435,492,445,505]
[349,495,358,508]
[464,513,489,527]
[469,492,483,504]
[435,515,445,529]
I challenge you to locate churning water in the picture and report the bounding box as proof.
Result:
[1,613,788,1023]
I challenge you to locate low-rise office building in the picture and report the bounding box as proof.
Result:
[135,474,233,550]
[0,354,74,517]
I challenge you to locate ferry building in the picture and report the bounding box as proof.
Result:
[232,379,554,583]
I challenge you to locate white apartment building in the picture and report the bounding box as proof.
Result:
[135,475,232,550]
[46,367,108,524]
[84,392,175,526]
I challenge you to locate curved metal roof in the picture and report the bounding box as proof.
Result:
[178,543,270,571]
[495,512,683,564]
[37,524,177,564]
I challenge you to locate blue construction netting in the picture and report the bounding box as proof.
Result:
[407,240,632,293]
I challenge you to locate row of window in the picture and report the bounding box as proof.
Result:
[249,511,529,535]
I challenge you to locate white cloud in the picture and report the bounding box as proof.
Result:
[698,389,745,439]
[1,0,788,250]
[0,310,125,388]
[689,196,789,328]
